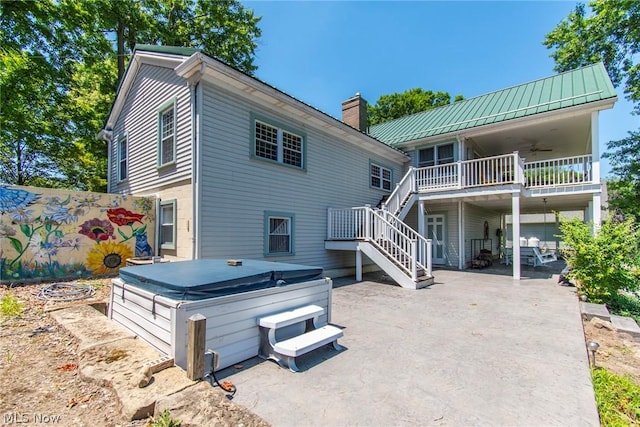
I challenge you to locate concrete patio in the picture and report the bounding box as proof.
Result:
[221,267,599,426]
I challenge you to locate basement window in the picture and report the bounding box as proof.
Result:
[264,211,295,256]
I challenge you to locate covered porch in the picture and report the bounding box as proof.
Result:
[408,187,601,280]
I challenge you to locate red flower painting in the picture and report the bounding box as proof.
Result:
[78,218,114,242]
[107,208,145,226]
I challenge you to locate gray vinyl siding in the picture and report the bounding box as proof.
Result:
[109,64,192,195]
[397,201,459,267]
[464,203,501,266]
[198,81,405,271]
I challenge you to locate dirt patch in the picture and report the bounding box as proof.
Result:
[0,278,267,426]
[0,279,136,426]
[583,317,640,383]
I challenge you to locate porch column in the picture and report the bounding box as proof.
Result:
[418,200,426,237]
[458,200,464,270]
[591,111,600,184]
[592,192,602,234]
[555,212,560,252]
[456,135,466,160]
[355,248,362,281]
[511,192,521,280]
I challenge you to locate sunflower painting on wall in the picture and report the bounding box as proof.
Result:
[86,241,134,275]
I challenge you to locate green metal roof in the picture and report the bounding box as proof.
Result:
[368,63,617,146]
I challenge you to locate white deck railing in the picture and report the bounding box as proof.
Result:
[523,155,593,188]
[384,153,593,204]
[383,167,416,215]
[462,152,520,187]
[416,163,460,191]
[327,206,432,281]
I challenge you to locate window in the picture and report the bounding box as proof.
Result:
[158,99,176,167]
[253,117,304,169]
[370,163,392,191]
[264,211,295,256]
[418,143,455,167]
[117,134,127,181]
[160,200,176,250]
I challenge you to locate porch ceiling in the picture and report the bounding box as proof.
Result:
[424,192,596,214]
[466,111,592,161]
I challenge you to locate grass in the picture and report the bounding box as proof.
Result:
[150,409,181,427]
[0,292,24,319]
[592,368,640,426]
[607,292,640,323]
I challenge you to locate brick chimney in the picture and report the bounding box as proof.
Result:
[341,93,368,131]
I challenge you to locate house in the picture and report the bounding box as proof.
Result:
[100,45,617,287]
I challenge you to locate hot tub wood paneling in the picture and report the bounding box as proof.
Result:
[109,277,334,371]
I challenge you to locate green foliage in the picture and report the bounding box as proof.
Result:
[367,88,464,126]
[592,368,640,426]
[151,409,181,427]
[544,1,640,218]
[603,130,640,217]
[0,293,24,319]
[607,292,640,323]
[544,0,640,112]
[559,216,640,303]
[0,0,262,191]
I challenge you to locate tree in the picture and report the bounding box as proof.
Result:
[367,88,464,126]
[544,0,640,216]
[0,0,262,191]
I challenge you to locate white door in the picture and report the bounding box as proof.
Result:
[426,214,446,264]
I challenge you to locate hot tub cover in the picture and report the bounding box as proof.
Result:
[118,259,323,300]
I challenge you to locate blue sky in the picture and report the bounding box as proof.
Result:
[242,1,638,176]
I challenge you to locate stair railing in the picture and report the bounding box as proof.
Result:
[382,167,416,216]
[375,209,432,278]
[327,206,432,282]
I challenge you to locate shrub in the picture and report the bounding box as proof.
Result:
[559,216,640,303]
[592,368,640,426]
[607,292,640,323]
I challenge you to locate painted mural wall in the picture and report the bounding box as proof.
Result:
[0,185,156,283]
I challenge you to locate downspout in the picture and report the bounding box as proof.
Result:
[190,62,205,260]
[97,129,113,192]
[154,193,160,257]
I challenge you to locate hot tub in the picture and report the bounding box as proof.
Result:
[109,259,333,371]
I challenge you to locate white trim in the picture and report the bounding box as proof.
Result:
[591,111,600,184]
[592,192,602,233]
[512,193,521,280]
